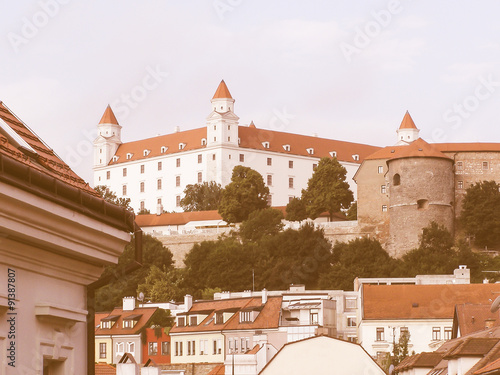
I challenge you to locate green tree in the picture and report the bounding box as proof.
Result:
[95,234,174,311]
[392,330,411,367]
[301,157,354,220]
[137,266,187,303]
[218,166,269,223]
[461,180,500,248]
[95,185,131,209]
[318,237,398,291]
[180,182,223,211]
[137,208,151,215]
[346,201,357,220]
[239,208,284,242]
[286,197,308,221]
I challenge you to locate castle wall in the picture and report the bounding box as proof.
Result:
[387,157,454,257]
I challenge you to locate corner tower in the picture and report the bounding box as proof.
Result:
[396,111,420,145]
[93,105,122,168]
[206,80,239,146]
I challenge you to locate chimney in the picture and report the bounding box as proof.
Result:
[156,203,163,216]
[174,126,180,133]
[262,288,268,304]
[123,296,136,311]
[184,294,193,311]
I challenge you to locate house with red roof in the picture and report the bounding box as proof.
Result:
[93,80,380,214]
[95,297,158,365]
[142,327,171,365]
[358,283,500,361]
[0,101,135,375]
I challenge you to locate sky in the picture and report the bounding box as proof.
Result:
[2,1,500,183]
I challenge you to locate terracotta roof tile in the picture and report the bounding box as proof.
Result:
[95,307,157,335]
[475,356,500,374]
[365,138,451,161]
[135,210,223,227]
[399,111,418,129]
[99,105,119,125]
[170,296,282,334]
[395,352,443,371]
[108,125,380,166]
[455,304,500,337]
[0,102,97,195]
[445,338,500,358]
[362,284,500,320]
[95,363,116,375]
[212,80,232,99]
[436,143,500,153]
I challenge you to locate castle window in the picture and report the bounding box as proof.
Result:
[393,174,401,186]
[176,176,180,187]
[283,144,290,152]
[176,195,181,207]
[214,137,216,142]
[158,161,162,171]
[378,166,383,174]
[212,154,216,161]
[198,154,202,163]
[157,179,162,190]
[483,161,489,170]
[140,182,145,193]
[267,195,272,206]
[228,125,231,130]
[140,201,145,211]
[381,185,386,194]
[126,153,133,160]
[214,125,216,131]
[201,138,207,146]
[106,171,110,180]
[262,142,270,149]
[143,149,150,156]
[176,158,181,167]
[161,146,168,153]
[267,175,272,186]
[329,151,337,158]
[417,199,429,210]
[198,172,202,183]
[313,163,317,170]
[112,156,119,162]
[456,161,463,170]
[240,154,244,162]
[100,149,102,154]
[289,160,293,169]
[306,148,314,155]
[123,168,127,177]
[382,205,387,212]
[289,177,294,189]
[140,165,145,174]
[157,198,162,205]
[458,181,463,189]
[352,154,359,161]
[123,185,127,196]
[228,137,230,142]
[267,158,272,166]
[179,143,186,150]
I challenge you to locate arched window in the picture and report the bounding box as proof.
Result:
[393,173,401,186]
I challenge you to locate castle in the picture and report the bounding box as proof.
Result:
[94,81,500,257]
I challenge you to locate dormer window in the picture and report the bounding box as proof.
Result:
[100,315,119,329]
[179,143,186,150]
[306,148,314,155]
[160,146,168,153]
[112,156,119,162]
[329,151,337,158]
[352,154,359,161]
[123,314,142,329]
[201,138,207,146]
[283,145,291,152]
[143,149,151,157]
[262,142,270,149]
[240,311,252,323]
[177,316,185,327]
[126,153,133,160]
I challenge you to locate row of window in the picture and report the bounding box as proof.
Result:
[376,161,491,176]
[148,341,170,356]
[374,327,452,341]
[100,319,136,329]
[228,337,251,353]
[174,339,222,356]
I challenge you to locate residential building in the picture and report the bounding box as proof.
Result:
[0,101,134,374]
[142,328,171,365]
[95,297,158,364]
[358,283,500,360]
[93,80,380,213]
[453,304,500,339]
[259,335,386,375]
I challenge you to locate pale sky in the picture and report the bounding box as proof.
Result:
[2,1,500,183]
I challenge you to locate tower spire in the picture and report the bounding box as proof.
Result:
[212,80,233,99]
[99,104,119,125]
[396,111,420,145]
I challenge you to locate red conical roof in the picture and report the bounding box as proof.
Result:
[212,80,233,99]
[99,105,119,125]
[399,111,417,130]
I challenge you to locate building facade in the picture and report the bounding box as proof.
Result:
[93,80,380,213]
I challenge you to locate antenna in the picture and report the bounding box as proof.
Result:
[138,292,145,302]
[491,296,500,313]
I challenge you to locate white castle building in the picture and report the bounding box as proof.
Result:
[93,80,379,213]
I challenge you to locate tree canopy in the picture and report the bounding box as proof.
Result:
[285,197,308,222]
[301,157,354,220]
[461,180,500,248]
[95,185,131,209]
[239,208,284,242]
[180,181,223,211]
[218,166,269,223]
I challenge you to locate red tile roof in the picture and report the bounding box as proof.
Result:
[362,284,500,320]
[95,312,111,331]
[135,210,223,227]
[455,304,500,337]
[436,143,500,153]
[95,307,157,335]
[0,102,97,195]
[99,105,120,125]
[107,124,380,166]
[444,338,500,359]
[395,352,443,371]
[212,80,233,99]
[95,363,116,375]
[399,111,418,129]
[365,138,451,161]
[170,296,282,334]
[475,357,500,374]
[207,364,225,375]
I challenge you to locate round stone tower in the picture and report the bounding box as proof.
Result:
[387,138,455,257]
